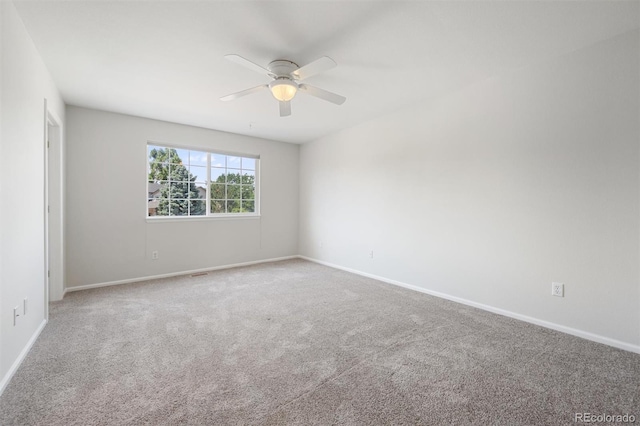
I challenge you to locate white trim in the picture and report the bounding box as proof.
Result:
[147,140,260,159]
[146,214,260,223]
[46,106,64,303]
[298,256,640,355]
[0,320,47,397]
[43,99,49,320]
[63,255,298,295]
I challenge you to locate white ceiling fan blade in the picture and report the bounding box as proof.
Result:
[292,56,337,81]
[220,84,268,101]
[225,54,275,78]
[298,84,346,105]
[279,101,291,117]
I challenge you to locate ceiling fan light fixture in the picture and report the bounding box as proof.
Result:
[269,78,298,102]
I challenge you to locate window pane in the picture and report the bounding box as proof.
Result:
[189,200,206,216]
[188,165,206,182]
[227,184,241,199]
[191,184,206,200]
[148,181,166,198]
[241,171,255,184]
[211,154,226,168]
[225,172,241,185]
[167,164,176,181]
[210,183,225,200]
[210,199,225,214]
[227,199,240,213]
[148,198,161,216]
[170,181,186,194]
[227,156,241,170]
[211,168,226,183]
[189,150,207,166]
[241,200,255,213]
[171,148,189,164]
[169,164,191,182]
[148,148,171,181]
[148,145,167,161]
[242,158,256,170]
[157,185,169,199]
[155,198,171,216]
[150,200,168,216]
[169,199,189,216]
[241,185,255,200]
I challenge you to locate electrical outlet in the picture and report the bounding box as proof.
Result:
[151,250,159,260]
[369,250,374,259]
[13,306,20,326]
[23,297,27,315]
[552,282,564,297]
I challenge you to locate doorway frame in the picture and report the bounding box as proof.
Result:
[44,99,64,320]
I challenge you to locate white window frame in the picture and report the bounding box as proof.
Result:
[146,142,260,220]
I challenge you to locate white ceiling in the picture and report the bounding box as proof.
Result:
[14,1,640,144]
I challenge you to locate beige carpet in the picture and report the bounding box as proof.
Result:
[0,259,638,425]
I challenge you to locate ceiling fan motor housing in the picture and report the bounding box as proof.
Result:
[268,60,299,78]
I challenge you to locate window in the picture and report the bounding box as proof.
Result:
[147,144,258,218]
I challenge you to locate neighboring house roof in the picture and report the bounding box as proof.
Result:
[148,182,161,195]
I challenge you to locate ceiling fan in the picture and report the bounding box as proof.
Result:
[220,54,346,117]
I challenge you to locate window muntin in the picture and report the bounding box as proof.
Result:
[147,144,258,218]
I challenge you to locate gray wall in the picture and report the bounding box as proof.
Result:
[65,107,299,288]
[299,30,640,349]
[0,2,65,388]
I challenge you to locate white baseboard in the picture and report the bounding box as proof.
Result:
[63,255,299,296]
[0,319,47,397]
[298,255,640,355]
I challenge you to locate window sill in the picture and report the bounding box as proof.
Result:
[146,214,261,223]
